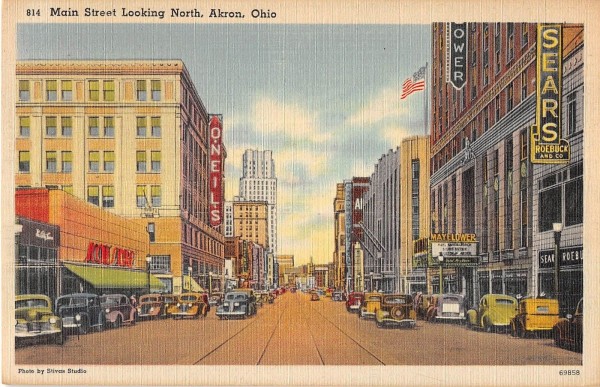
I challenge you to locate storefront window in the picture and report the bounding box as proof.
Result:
[491,270,503,294]
[565,178,583,226]
[504,270,527,297]
[539,186,561,232]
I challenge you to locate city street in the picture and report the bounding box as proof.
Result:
[15,292,582,366]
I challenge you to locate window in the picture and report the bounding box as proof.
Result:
[539,186,562,232]
[136,117,147,137]
[46,80,57,101]
[89,151,100,172]
[137,80,147,101]
[483,106,489,131]
[19,80,30,101]
[44,116,57,137]
[151,151,161,172]
[151,80,161,101]
[136,151,146,172]
[104,151,115,172]
[507,83,514,112]
[62,185,73,195]
[19,151,30,172]
[89,117,99,137]
[137,186,146,207]
[520,130,528,160]
[87,185,99,206]
[521,71,527,101]
[104,117,114,137]
[102,186,115,208]
[46,151,57,172]
[495,50,501,74]
[61,80,72,101]
[89,80,99,101]
[521,23,528,47]
[151,117,161,137]
[149,255,171,273]
[61,117,72,137]
[103,80,115,101]
[565,177,583,226]
[567,92,578,136]
[507,23,514,62]
[19,117,30,137]
[151,185,161,207]
[62,151,72,172]
[495,95,500,122]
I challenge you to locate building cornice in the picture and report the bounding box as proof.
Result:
[16,60,186,76]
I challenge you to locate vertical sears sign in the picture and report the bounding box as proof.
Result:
[446,23,468,90]
[531,24,570,163]
[209,115,224,227]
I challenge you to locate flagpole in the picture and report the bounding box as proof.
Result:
[424,62,428,136]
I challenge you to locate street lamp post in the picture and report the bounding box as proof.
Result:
[145,255,152,295]
[188,266,192,292]
[553,222,563,299]
[438,252,444,294]
[209,271,213,295]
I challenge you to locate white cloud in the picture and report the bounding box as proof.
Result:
[345,87,408,127]
[250,97,330,143]
[380,125,412,147]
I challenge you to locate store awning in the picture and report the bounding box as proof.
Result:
[64,263,166,292]
[183,275,205,292]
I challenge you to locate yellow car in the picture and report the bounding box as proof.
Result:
[15,294,64,345]
[466,294,518,332]
[359,292,382,319]
[511,298,559,338]
[171,293,209,319]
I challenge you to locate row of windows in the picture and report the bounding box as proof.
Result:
[18,116,162,139]
[18,150,161,174]
[18,79,162,102]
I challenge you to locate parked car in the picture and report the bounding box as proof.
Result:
[137,294,165,320]
[310,292,320,301]
[425,294,466,323]
[209,292,224,307]
[332,291,344,302]
[171,292,209,319]
[466,294,518,332]
[100,294,137,328]
[359,292,383,319]
[345,292,364,313]
[15,294,64,345]
[374,294,416,328]
[216,291,258,319]
[55,293,105,335]
[290,287,297,293]
[553,298,583,351]
[162,294,179,318]
[413,293,434,320]
[511,297,559,338]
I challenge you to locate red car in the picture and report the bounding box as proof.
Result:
[345,292,364,313]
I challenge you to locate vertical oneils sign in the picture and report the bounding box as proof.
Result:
[209,115,224,227]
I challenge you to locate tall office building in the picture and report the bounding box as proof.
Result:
[239,150,277,255]
[15,60,225,294]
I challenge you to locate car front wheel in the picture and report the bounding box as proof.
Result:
[553,327,562,348]
[79,317,89,335]
[55,331,65,345]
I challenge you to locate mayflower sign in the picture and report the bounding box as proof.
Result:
[429,233,479,267]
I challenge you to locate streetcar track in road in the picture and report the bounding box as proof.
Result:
[306,299,386,365]
[255,308,286,365]
[301,301,326,365]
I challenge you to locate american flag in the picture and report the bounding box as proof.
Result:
[401,66,426,99]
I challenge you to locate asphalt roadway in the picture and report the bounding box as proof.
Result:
[15,291,582,365]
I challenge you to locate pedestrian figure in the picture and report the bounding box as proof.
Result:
[130,294,137,308]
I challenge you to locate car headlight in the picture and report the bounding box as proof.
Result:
[188,303,192,307]
[105,308,110,314]
[177,303,181,307]
[224,302,229,307]
[75,314,81,322]
[165,303,169,307]
[234,302,240,307]
[49,317,57,324]
[137,307,142,312]
[149,307,154,312]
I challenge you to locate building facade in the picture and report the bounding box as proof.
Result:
[429,24,583,308]
[239,149,278,255]
[276,254,294,286]
[343,177,369,292]
[332,183,346,290]
[15,60,225,295]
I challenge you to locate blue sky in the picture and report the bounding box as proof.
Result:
[18,23,431,265]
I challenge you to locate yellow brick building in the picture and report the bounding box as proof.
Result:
[15,60,225,294]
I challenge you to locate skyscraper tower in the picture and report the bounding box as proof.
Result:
[239,150,277,254]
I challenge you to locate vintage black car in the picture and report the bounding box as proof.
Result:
[55,293,105,335]
[375,294,416,328]
[553,298,583,351]
[216,291,257,319]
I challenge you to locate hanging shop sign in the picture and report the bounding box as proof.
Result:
[446,22,468,90]
[209,115,224,227]
[530,24,570,163]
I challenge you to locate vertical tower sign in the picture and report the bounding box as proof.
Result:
[531,24,570,163]
[446,23,468,90]
[209,115,224,227]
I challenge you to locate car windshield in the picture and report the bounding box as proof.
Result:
[100,296,120,305]
[142,296,159,302]
[225,293,247,301]
[384,296,409,304]
[495,299,515,305]
[443,296,461,303]
[367,296,381,301]
[163,296,176,303]
[57,297,88,307]
[16,298,49,309]
[180,295,198,302]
